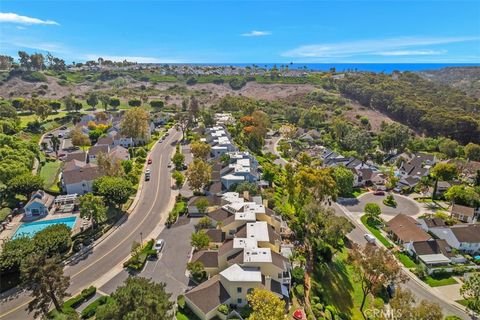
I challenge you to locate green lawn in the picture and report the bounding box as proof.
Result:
[360,215,394,249]
[39,161,62,190]
[19,111,68,128]
[395,252,417,268]
[425,275,458,287]
[310,248,376,320]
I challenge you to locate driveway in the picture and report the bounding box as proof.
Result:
[99,216,197,299]
[341,192,421,221]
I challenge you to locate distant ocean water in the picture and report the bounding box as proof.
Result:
[178,63,480,73]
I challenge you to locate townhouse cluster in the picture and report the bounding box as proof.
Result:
[60,112,153,195]
[185,192,291,320]
[184,115,292,320]
[202,125,261,193]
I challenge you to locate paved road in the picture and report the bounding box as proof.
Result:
[264,136,288,167]
[342,192,421,220]
[0,129,182,320]
[332,202,472,319]
[99,216,197,299]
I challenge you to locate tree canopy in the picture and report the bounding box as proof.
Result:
[95,277,174,320]
[93,176,133,207]
[247,288,285,320]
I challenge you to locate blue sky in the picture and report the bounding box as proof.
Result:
[1,1,479,63]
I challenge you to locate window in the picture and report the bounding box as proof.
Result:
[247,288,254,294]
[278,273,282,278]
[237,298,242,304]
[237,287,242,293]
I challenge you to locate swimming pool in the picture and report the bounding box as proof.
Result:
[13,216,77,239]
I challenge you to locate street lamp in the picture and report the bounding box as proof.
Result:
[140,232,143,244]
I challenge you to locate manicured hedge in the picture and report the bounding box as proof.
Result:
[64,286,97,309]
[81,296,114,319]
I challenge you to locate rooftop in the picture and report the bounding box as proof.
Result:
[220,264,262,282]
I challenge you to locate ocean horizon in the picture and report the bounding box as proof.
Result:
[164,63,479,73]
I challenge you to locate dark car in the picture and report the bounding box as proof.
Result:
[148,158,152,164]
[373,191,385,196]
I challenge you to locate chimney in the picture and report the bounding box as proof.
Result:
[243,190,249,201]
[265,275,272,291]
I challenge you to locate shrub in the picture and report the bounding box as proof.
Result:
[383,194,397,207]
[295,284,305,301]
[177,295,186,309]
[316,244,333,263]
[218,304,229,315]
[123,239,154,270]
[291,266,305,285]
[186,77,198,85]
[21,71,47,82]
[81,296,113,319]
[64,286,96,309]
[0,207,12,222]
[229,78,246,90]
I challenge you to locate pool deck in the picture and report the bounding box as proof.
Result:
[0,212,88,246]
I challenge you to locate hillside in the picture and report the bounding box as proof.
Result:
[418,66,480,98]
[337,71,480,144]
[1,67,478,142]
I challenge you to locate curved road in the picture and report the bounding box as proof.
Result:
[332,203,471,319]
[0,130,181,320]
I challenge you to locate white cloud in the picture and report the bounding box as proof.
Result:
[0,12,59,25]
[4,38,68,53]
[282,36,478,58]
[16,26,26,30]
[377,49,446,56]
[241,30,271,37]
[84,54,181,63]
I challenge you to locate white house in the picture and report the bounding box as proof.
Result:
[430,225,480,254]
[23,190,54,219]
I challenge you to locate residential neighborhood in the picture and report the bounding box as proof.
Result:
[1,32,480,320]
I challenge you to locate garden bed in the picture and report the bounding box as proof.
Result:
[123,239,155,271]
[47,286,96,319]
[81,295,114,319]
[360,215,393,249]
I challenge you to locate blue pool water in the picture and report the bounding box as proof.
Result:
[13,216,77,239]
[474,255,480,261]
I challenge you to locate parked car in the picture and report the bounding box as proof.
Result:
[167,162,172,168]
[364,233,376,244]
[154,239,165,252]
[145,168,151,181]
[148,158,152,164]
[373,190,385,196]
[45,133,53,138]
